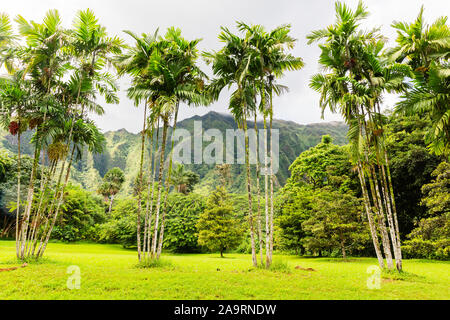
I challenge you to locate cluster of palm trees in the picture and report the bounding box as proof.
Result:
[204,23,304,267]
[115,22,303,267]
[1,2,447,270]
[115,28,208,262]
[0,10,123,260]
[308,1,449,271]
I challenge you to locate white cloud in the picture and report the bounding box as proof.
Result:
[2,0,449,133]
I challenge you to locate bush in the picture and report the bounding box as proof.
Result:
[402,238,450,260]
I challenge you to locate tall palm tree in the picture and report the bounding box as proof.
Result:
[35,9,123,259]
[390,8,450,157]
[119,27,207,261]
[237,22,304,267]
[308,0,407,270]
[205,26,260,267]
[0,13,16,72]
[0,71,34,258]
[13,10,69,259]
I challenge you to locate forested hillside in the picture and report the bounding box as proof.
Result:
[0,111,348,194]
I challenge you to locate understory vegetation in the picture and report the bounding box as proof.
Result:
[0,0,448,294]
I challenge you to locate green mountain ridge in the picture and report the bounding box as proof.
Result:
[1,111,348,195]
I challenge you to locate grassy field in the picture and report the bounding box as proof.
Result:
[0,240,448,300]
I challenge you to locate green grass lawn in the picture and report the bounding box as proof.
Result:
[0,240,448,299]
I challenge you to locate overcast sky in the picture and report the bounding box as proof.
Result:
[2,0,449,133]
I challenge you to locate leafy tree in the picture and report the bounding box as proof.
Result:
[402,162,450,260]
[384,112,441,235]
[53,184,106,242]
[421,162,450,216]
[163,193,205,252]
[302,189,370,259]
[170,164,199,194]
[288,135,358,192]
[196,187,243,257]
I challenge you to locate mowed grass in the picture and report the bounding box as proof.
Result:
[0,240,448,300]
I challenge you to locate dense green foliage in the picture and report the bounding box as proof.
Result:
[53,184,106,242]
[402,162,450,260]
[197,187,244,257]
[163,193,205,252]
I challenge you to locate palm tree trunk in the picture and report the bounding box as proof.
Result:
[136,102,148,262]
[254,113,263,265]
[157,103,180,259]
[268,89,275,267]
[355,110,385,268]
[143,124,155,260]
[145,119,160,259]
[242,103,257,268]
[19,144,41,258]
[37,144,76,258]
[151,116,168,258]
[108,195,114,215]
[29,160,58,257]
[367,165,394,270]
[384,150,402,271]
[15,130,21,259]
[263,115,270,268]
[356,162,384,269]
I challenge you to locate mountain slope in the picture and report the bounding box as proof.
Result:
[0,111,348,194]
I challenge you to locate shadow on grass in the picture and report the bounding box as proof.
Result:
[381,269,426,282]
[0,256,60,266]
[135,257,176,270]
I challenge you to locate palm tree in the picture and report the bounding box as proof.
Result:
[119,27,207,261]
[237,22,304,267]
[308,0,407,270]
[205,26,260,267]
[390,8,450,157]
[154,28,208,259]
[98,167,125,214]
[0,71,34,258]
[36,9,122,259]
[13,10,69,259]
[0,13,16,72]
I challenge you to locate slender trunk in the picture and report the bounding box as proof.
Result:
[21,110,47,259]
[157,103,180,259]
[29,160,57,257]
[20,144,41,258]
[355,110,385,269]
[269,88,275,266]
[15,131,21,259]
[136,102,148,262]
[384,150,402,271]
[145,119,160,259]
[357,162,384,269]
[367,165,394,270]
[37,144,76,258]
[108,195,114,215]
[263,115,270,268]
[242,101,257,268]
[143,123,155,260]
[370,107,402,270]
[151,117,168,257]
[254,113,263,266]
[360,113,393,270]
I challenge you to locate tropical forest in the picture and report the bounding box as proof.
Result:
[0,0,449,301]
